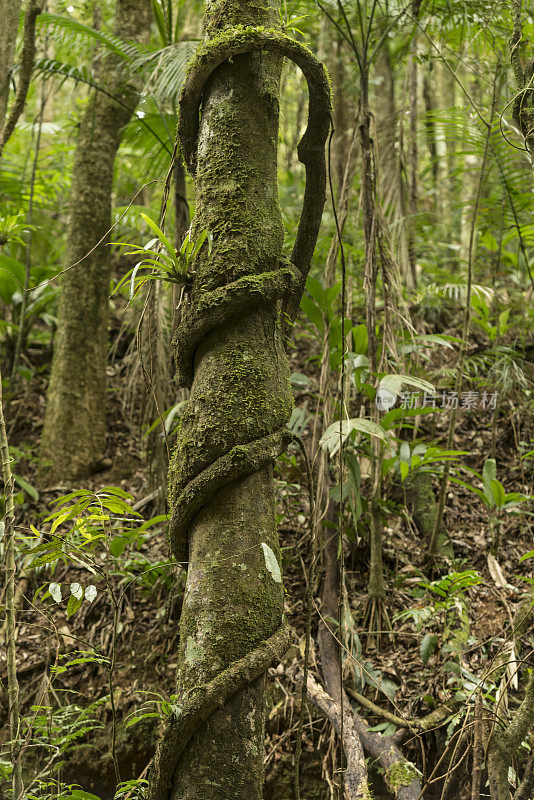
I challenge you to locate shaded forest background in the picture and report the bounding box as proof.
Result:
[0,0,534,799]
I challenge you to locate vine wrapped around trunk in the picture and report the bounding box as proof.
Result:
[167,26,331,564]
[149,14,330,800]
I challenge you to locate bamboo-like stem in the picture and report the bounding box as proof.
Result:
[0,363,23,798]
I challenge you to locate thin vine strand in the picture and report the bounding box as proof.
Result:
[328,116,348,797]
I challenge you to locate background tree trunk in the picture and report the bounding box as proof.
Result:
[0,0,22,130]
[39,0,151,482]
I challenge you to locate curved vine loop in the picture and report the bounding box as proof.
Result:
[168,27,331,564]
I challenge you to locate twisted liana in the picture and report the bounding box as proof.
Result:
[149,27,330,800]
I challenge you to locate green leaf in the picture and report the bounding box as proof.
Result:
[490,478,506,508]
[482,458,497,505]
[13,475,39,502]
[67,594,83,618]
[140,213,176,260]
[413,334,462,349]
[191,228,208,259]
[300,294,323,333]
[381,406,436,430]
[306,276,327,312]
[53,490,92,507]
[420,633,439,665]
[448,475,486,503]
[320,418,387,456]
[0,255,25,303]
[442,661,461,676]
[110,536,128,558]
[289,372,311,389]
[101,486,133,500]
[379,373,435,398]
[352,323,368,355]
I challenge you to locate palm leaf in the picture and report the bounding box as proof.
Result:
[37,12,146,63]
[130,41,198,105]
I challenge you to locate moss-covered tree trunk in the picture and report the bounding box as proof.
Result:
[0,0,22,130]
[169,5,286,797]
[152,2,329,799]
[39,0,150,482]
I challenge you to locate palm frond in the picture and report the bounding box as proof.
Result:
[37,12,147,63]
[34,57,96,91]
[34,59,172,156]
[130,41,198,106]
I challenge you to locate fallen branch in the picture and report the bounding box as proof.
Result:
[293,670,423,800]
[347,687,457,735]
[303,671,370,800]
[347,687,413,730]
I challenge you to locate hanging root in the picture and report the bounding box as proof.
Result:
[149,25,331,800]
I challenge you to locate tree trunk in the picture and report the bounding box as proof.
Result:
[407,42,418,288]
[156,3,330,798]
[39,0,151,483]
[169,7,286,796]
[375,43,411,286]
[0,0,22,129]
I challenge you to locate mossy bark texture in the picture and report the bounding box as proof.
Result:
[0,0,22,130]
[39,0,151,483]
[0,1,41,162]
[150,4,330,800]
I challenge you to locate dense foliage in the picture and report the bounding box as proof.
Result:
[0,1,533,799]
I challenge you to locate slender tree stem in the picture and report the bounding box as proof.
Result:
[0,364,23,798]
[0,0,41,162]
[10,72,47,392]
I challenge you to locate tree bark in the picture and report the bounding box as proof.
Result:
[0,0,22,130]
[0,0,41,162]
[39,0,151,483]
[169,13,288,795]
[487,671,534,800]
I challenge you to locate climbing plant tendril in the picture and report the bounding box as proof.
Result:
[149,24,330,800]
[168,26,331,563]
[148,624,292,800]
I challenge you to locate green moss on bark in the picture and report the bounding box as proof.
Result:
[166,3,290,798]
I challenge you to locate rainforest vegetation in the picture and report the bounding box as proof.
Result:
[1,0,534,799]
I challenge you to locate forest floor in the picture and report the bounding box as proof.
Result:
[1,309,533,800]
